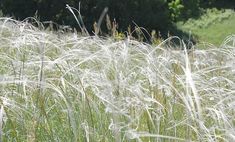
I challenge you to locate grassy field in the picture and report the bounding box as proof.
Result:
[0,17,235,141]
[177,9,235,46]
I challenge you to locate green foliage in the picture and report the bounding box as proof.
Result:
[168,0,184,21]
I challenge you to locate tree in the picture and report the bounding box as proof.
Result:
[1,0,37,19]
[1,0,171,34]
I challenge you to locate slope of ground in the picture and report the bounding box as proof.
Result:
[177,9,235,46]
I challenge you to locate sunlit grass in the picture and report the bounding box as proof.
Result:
[177,8,235,46]
[0,17,235,142]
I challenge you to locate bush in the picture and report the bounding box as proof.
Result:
[168,0,184,21]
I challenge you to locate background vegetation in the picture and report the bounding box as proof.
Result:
[177,8,235,45]
[1,0,234,37]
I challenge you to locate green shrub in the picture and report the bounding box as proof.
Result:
[168,0,184,21]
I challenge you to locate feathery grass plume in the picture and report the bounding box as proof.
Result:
[0,17,234,141]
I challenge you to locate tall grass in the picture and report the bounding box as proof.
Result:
[0,17,234,141]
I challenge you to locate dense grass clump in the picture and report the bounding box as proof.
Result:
[0,18,234,141]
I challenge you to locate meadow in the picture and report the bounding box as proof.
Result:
[0,17,235,141]
[177,8,235,46]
